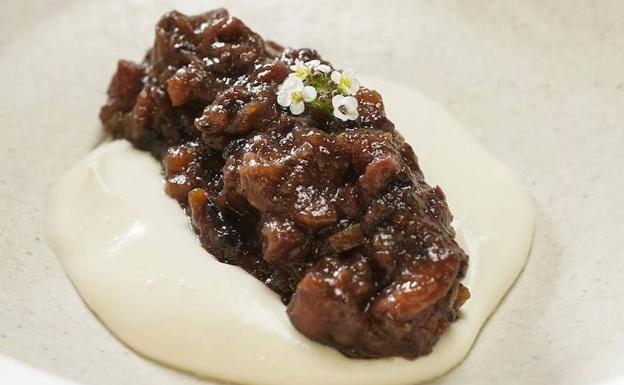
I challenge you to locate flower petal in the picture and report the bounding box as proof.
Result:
[317,64,331,73]
[344,96,359,120]
[290,77,304,91]
[333,108,347,121]
[349,78,360,94]
[332,94,345,108]
[290,59,303,70]
[330,71,341,84]
[290,101,305,115]
[346,110,359,120]
[344,96,358,110]
[277,90,292,107]
[302,86,317,102]
[306,59,320,68]
[282,75,298,90]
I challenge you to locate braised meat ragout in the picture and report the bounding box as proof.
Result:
[100,8,470,359]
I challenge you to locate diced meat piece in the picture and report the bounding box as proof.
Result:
[328,224,364,253]
[261,218,309,263]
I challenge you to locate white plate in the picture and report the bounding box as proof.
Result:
[1,1,623,385]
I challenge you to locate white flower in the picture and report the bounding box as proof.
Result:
[290,59,311,80]
[305,59,332,74]
[290,59,332,79]
[332,95,359,121]
[330,69,360,96]
[277,76,317,115]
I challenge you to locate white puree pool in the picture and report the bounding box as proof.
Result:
[46,77,534,385]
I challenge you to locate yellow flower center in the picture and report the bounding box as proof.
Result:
[339,77,351,94]
[295,67,311,79]
[292,91,304,104]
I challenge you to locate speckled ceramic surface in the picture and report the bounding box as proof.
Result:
[1,1,623,385]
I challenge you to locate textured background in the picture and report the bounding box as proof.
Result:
[1,1,623,384]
